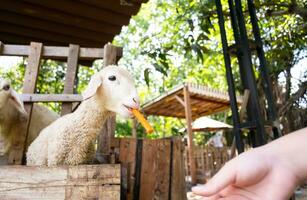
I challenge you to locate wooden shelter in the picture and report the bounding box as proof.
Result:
[0,0,148,47]
[143,83,242,120]
[142,83,242,185]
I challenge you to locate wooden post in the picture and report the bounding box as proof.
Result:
[183,85,197,185]
[61,44,80,116]
[8,42,43,164]
[132,119,137,138]
[97,43,119,162]
[0,41,3,52]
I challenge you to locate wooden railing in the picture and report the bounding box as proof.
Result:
[184,146,230,183]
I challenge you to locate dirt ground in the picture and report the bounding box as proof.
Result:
[187,185,307,200]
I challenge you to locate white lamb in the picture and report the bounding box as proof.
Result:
[26,65,140,166]
[0,79,59,164]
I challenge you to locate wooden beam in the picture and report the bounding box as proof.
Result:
[183,85,197,185]
[8,42,43,165]
[1,43,123,60]
[23,0,130,26]
[21,94,82,102]
[0,11,114,41]
[0,164,120,200]
[77,0,141,16]
[174,95,185,107]
[61,44,80,116]
[0,32,64,47]
[0,22,102,47]
[0,1,122,34]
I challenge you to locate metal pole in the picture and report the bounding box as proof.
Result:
[233,0,266,146]
[247,0,281,138]
[215,0,244,153]
[228,0,258,147]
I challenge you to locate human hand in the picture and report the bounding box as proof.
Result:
[192,147,299,200]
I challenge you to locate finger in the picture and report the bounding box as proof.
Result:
[192,161,236,196]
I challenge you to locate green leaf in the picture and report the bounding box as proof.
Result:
[153,63,168,76]
[144,68,151,87]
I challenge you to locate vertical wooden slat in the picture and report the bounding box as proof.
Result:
[171,138,187,200]
[119,139,137,200]
[8,42,43,165]
[61,44,80,116]
[183,85,197,185]
[139,139,171,200]
[97,44,119,161]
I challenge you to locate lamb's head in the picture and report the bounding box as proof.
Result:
[0,79,27,120]
[82,65,140,118]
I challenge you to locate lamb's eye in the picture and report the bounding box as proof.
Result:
[3,84,10,91]
[108,76,116,81]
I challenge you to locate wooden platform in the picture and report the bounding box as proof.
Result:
[0,164,120,200]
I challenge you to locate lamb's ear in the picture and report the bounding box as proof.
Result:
[82,73,103,100]
[10,90,28,122]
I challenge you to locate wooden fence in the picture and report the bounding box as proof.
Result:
[184,146,230,183]
[119,137,187,200]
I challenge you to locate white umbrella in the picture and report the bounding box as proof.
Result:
[192,116,232,132]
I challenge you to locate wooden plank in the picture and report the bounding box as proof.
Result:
[0,164,120,200]
[22,0,129,26]
[66,165,120,200]
[0,1,121,34]
[119,139,137,200]
[21,94,82,102]
[139,139,171,200]
[78,0,140,16]
[171,138,187,200]
[0,22,100,47]
[1,44,123,60]
[1,44,109,60]
[8,42,43,165]
[0,11,110,42]
[61,44,80,116]
[183,85,197,185]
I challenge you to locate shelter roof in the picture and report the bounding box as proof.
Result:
[0,0,148,47]
[142,83,242,120]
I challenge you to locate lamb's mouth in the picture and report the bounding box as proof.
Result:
[123,104,133,112]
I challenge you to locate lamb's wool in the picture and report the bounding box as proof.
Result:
[27,96,111,166]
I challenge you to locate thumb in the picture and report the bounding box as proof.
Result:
[192,160,237,196]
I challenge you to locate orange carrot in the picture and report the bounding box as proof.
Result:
[132,109,154,134]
